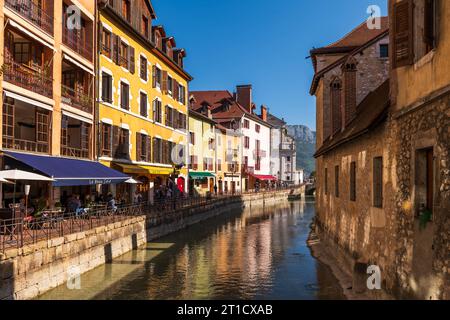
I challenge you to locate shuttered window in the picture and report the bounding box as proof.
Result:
[128,46,135,74]
[393,0,414,68]
[140,92,148,117]
[136,133,149,162]
[350,161,356,201]
[101,73,113,103]
[424,0,437,53]
[335,165,340,198]
[373,157,383,208]
[101,123,112,157]
[153,99,162,123]
[140,56,147,81]
[120,82,130,110]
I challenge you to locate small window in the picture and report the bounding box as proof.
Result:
[189,132,195,145]
[142,16,149,38]
[167,76,173,95]
[244,136,250,149]
[140,56,147,81]
[244,120,250,129]
[324,168,328,195]
[335,165,340,198]
[350,161,356,201]
[120,82,130,110]
[122,0,130,21]
[373,157,383,208]
[102,73,113,103]
[101,29,111,58]
[101,123,112,157]
[287,156,291,162]
[119,42,128,68]
[140,92,148,117]
[256,124,260,133]
[153,99,162,123]
[380,44,389,58]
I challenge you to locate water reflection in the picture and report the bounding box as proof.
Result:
[38,198,345,300]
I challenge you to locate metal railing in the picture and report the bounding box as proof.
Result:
[62,30,93,62]
[3,58,53,98]
[0,185,304,253]
[60,145,90,159]
[2,137,49,154]
[61,84,93,113]
[5,0,54,35]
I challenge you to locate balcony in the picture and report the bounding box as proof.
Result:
[63,30,93,62]
[2,97,51,154]
[281,143,295,151]
[61,116,91,159]
[3,58,53,99]
[61,59,94,114]
[5,0,54,35]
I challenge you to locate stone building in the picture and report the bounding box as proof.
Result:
[312,3,449,299]
[388,0,449,299]
[310,18,397,297]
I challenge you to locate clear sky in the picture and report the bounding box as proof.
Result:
[152,0,388,130]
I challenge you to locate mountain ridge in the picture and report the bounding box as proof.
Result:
[287,125,316,176]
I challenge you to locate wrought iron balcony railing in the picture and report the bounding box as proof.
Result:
[5,0,54,35]
[62,30,93,62]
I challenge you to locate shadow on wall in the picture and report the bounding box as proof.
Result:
[0,260,15,300]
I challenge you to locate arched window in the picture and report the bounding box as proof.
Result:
[342,56,357,125]
[330,77,342,135]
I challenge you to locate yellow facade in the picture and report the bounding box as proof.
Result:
[215,128,242,194]
[98,9,190,201]
[188,112,216,195]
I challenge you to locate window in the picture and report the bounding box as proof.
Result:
[217,159,222,172]
[140,92,148,117]
[136,133,149,162]
[119,42,128,68]
[331,78,342,134]
[324,168,328,195]
[373,157,383,208]
[153,99,162,123]
[165,106,173,127]
[189,132,195,145]
[208,139,215,150]
[255,124,260,133]
[142,15,149,38]
[140,56,147,81]
[114,127,130,159]
[244,136,250,149]
[189,155,198,170]
[287,156,291,162]
[350,161,356,201]
[393,0,414,68]
[167,75,173,95]
[380,44,389,58]
[101,28,111,57]
[122,0,130,21]
[120,82,130,110]
[243,119,250,129]
[255,140,261,171]
[102,73,113,103]
[153,66,162,88]
[178,84,186,104]
[335,165,340,198]
[424,0,438,53]
[244,156,249,170]
[101,123,112,157]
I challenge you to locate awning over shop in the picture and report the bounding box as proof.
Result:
[114,163,174,176]
[249,173,277,181]
[189,172,215,179]
[3,151,130,187]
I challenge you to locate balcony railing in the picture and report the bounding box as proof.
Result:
[281,143,295,151]
[3,59,53,98]
[63,30,93,62]
[3,137,49,154]
[5,0,54,35]
[61,84,93,113]
[61,146,90,159]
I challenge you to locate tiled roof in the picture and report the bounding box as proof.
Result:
[326,17,389,48]
[314,79,390,157]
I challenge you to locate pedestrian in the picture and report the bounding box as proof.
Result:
[213,184,218,196]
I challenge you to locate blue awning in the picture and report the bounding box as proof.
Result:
[3,151,131,187]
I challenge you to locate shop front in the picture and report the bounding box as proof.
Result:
[189,172,216,197]
[248,173,278,191]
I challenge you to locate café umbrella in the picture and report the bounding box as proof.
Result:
[0,169,55,204]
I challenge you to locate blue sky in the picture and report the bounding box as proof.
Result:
[152,0,388,130]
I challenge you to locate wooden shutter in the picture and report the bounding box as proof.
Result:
[152,65,157,88]
[173,79,178,101]
[129,46,135,74]
[393,0,414,68]
[424,0,437,50]
[112,125,120,158]
[113,34,120,64]
[147,136,152,162]
[136,133,142,161]
[162,71,168,93]
[373,157,383,208]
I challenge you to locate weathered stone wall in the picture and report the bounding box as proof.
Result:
[390,92,450,300]
[0,217,146,300]
[315,121,397,293]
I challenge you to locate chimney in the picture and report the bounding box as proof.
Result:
[236,85,252,113]
[260,105,268,122]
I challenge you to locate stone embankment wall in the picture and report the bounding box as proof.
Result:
[0,187,303,300]
[0,217,146,300]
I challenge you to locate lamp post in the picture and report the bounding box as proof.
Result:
[24,185,30,218]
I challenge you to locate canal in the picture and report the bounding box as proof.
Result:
[38,198,345,300]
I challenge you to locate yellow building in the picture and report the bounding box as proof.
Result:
[188,110,216,196]
[215,125,241,194]
[97,1,191,203]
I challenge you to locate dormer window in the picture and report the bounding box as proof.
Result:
[122,0,130,22]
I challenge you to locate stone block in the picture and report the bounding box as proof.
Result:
[50,237,65,248]
[64,233,77,243]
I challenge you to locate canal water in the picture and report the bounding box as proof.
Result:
[38,198,345,300]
